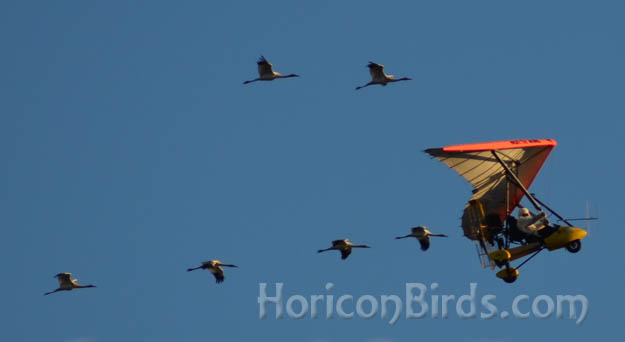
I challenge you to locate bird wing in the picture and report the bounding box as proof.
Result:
[56,273,72,286]
[340,248,352,260]
[418,236,430,251]
[257,56,274,77]
[209,266,225,283]
[201,260,220,268]
[332,239,346,247]
[367,62,385,81]
[411,226,425,235]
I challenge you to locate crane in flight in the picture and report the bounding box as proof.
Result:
[396,226,448,251]
[187,260,238,284]
[318,239,371,260]
[356,61,411,90]
[243,55,300,84]
[44,273,96,296]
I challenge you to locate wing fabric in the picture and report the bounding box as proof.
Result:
[425,139,556,240]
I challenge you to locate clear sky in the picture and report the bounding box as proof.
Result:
[1,1,624,341]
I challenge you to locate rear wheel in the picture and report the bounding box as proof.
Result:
[499,267,518,283]
[566,239,581,253]
[503,274,518,283]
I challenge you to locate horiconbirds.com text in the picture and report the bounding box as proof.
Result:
[257,282,588,325]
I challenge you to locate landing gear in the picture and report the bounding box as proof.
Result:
[503,274,518,283]
[496,267,519,284]
[490,249,511,268]
[566,239,582,253]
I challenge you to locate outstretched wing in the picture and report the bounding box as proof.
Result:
[257,55,274,77]
[425,139,556,241]
[340,248,352,260]
[367,62,385,81]
[209,267,225,283]
[56,273,72,286]
[418,237,430,251]
[411,226,426,235]
[332,239,346,247]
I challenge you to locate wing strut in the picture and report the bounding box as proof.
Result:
[514,247,544,270]
[490,150,542,212]
[530,193,574,227]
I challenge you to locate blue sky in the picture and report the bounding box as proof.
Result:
[1,1,624,341]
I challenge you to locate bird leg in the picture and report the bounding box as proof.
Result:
[355,82,374,90]
[243,78,260,84]
[43,288,61,296]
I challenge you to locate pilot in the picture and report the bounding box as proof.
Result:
[517,207,549,238]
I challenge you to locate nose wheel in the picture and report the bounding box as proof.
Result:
[566,239,581,253]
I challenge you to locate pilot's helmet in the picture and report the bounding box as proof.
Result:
[518,207,530,218]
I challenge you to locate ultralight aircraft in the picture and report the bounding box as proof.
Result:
[426,139,588,283]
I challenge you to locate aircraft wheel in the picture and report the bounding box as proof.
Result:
[503,274,518,283]
[566,240,581,253]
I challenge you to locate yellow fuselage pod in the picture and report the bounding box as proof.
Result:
[490,226,587,262]
[490,242,542,263]
[543,226,587,251]
[496,267,519,281]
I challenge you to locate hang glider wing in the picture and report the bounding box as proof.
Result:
[425,139,557,242]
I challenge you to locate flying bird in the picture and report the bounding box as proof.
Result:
[396,226,448,251]
[187,260,238,283]
[317,239,371,260]
[243,55,300,84]
[44,273,96,296]
[355,61,411,90]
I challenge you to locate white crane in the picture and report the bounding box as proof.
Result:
[187,260,238,283]
[356,61,411,90]
[44,273,96,296]
[317,239,371,260]
[243,55,299,84]
[396,226,448,251]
